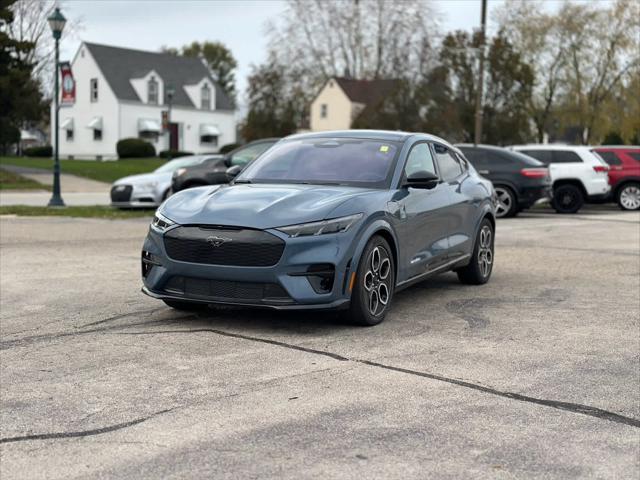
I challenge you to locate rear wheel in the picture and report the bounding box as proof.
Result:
[552,184,584,214]
[494,186,517,218]
[347,235,395,326]
[617,183,640,211]
[457,219,494,285]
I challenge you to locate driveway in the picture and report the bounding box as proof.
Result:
[1,208,638,479]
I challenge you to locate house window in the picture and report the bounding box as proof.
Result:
[93,129,102,141]
[139,131,159,142]
[66,129,73,141]
[201,83,211,110]
[148,77,158,105]
[90,78,98,102]
[320,104,328,118]
[200,134,218,146]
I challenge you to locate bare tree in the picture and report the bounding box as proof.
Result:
[7,0,81,97]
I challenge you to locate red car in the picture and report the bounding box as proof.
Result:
[593,146,640,210]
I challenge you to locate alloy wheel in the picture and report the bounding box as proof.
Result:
[494,187,513,218]
[363,246,392,316]
[620,185,640,210]
[477,225,493,278]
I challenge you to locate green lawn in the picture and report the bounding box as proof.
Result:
[0,156,166,183]
[0,169,50,190]
[0,205,154,219]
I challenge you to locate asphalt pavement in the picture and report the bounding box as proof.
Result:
[0,207,638,479]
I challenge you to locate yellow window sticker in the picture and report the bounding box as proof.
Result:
[380,145,389,153]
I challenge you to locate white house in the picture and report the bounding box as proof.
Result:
[54,42,236,160]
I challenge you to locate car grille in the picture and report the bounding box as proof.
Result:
[163,226,285,267]
[164,276,292,304]
[110,185,132,202]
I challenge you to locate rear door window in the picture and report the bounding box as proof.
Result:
[552,151,583,163]
[434,144,463,181]
[628,152,640,163]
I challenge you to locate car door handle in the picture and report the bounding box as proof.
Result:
[478,170,490,175]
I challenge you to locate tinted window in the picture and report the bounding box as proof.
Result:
[596,151,622,166]
[237,138,400,188]
[459,148,488,166]
[230,142,275,166]
[552,151,582,163]
[434,144,463,181]
[627,152,640,163]
[521,150,553,164]
[405,143,437,177]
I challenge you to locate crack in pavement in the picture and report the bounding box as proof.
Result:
[113,327,640,429]
[0,408,174,444]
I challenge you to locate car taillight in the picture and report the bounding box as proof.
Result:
[593,165,609,173]
[520,168,549,178]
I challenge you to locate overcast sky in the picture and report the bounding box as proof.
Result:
[58,0,605,108]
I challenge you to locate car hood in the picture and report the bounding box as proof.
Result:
[113,172,171,186]
[160,183,377,229]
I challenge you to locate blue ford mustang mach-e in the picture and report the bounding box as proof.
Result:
[142,130,496,325]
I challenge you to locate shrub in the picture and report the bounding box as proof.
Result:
[158,149,194,159]
[219,143,240,154]
[24,145,53,157]
[116,138,156,158]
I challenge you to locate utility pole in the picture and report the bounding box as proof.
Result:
[474,0,487,146]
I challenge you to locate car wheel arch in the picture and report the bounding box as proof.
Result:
[350,220,400,290]
[553,179,587,197]
[614,179,640,197]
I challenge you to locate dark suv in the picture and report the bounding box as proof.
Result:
[457,144,551,217]
[172,138,279,192]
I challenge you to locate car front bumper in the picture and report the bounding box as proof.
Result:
[141,224,360,310]
[111,184,163,209]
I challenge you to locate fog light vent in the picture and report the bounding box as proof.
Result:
[306,263,335,294]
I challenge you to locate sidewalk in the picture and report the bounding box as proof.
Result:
[0,165,111,206]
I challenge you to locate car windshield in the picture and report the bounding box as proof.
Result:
[154,156,208,174]
[236,138,401,188]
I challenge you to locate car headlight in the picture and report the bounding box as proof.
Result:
[276,213,363,238]
[174,168,187,178]
[138,181,158,190]
[150,211,176,233]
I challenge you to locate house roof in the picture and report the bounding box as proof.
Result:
[333,77,399,106]
[83,42,234,110]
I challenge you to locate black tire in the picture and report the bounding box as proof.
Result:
[457,219,494,285]
[347,235,395,326]
[494,185,518,218]
[163,299,205,311]
[616,183,640,211]
[552,184,584,213]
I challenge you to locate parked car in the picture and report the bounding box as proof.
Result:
[110,155,217,208]
[510,145,610,213]
[592,146,640,211]
[456,144,551,218]
[142,130,496,326]
[171,138,280,192]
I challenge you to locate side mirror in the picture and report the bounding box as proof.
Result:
[226,165,242,181]
[404,171,439,189]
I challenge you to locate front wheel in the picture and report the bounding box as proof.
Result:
[552,184,584,213]
[617,183,640,211]
[347,235,395,326]
[457,219,494,285]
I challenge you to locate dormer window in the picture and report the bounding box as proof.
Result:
[148,77,158,105]
[201,83,211,110]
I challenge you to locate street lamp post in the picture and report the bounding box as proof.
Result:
[47,8,66,207]
[166,84,175,162]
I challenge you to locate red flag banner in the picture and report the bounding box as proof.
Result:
[60,62,75,106]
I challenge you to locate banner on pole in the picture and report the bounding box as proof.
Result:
[60,62,75,106]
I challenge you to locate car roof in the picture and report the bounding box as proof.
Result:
[284,129,458,150]
[593,145,640,150]
[456,143,545,166]
[510,144,593,152]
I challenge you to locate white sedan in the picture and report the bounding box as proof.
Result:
[110,155,221,208]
